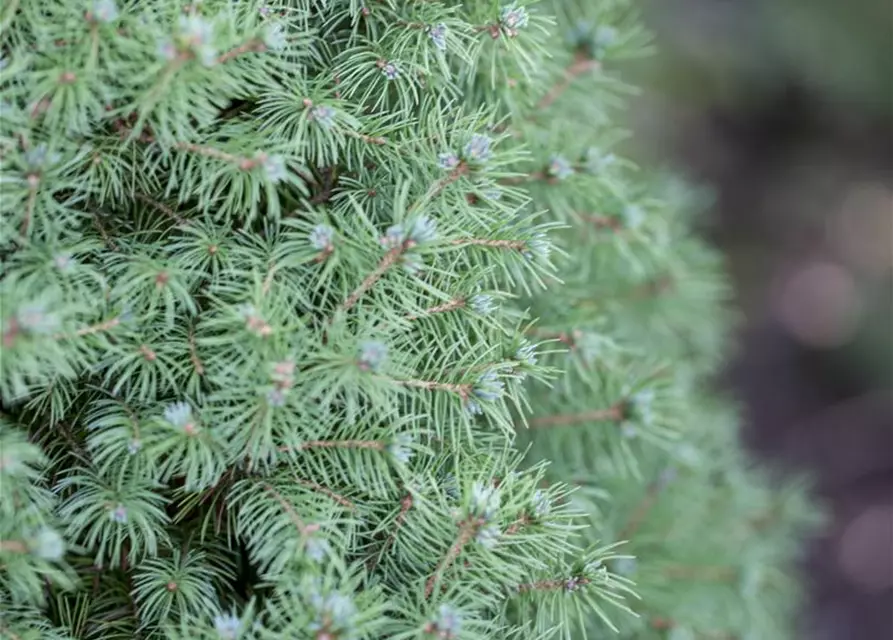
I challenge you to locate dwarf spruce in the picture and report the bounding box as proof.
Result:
[0,1,818,639]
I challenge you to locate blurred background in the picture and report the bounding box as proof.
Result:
[631,0,892,638]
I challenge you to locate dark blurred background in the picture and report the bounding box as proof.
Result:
[632,0,892,638]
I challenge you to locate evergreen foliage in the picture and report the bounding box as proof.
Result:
[0,1,819,639]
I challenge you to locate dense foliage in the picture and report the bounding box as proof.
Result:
[1,1,818,639]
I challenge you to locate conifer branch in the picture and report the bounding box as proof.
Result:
[188,327,204,376]
[651,618,674,631]
[368,492,413,573]
[0,0,21,38]
[123,402,142,442]
[49,316,123,341]
[409,164,469,214]
[537,54,601,111]
[394,378,473,399]
[618,473,670,541]
[338,244,405,314]
[499,171,549,186]
[530,404,624,428]
[262,483,319,536]
[313,246,334,263]
[21,179,37,236]
[216,40,267,64]
[451,238,526,250]
[135,193,185,225]
[395,20,426,30]
[505,513,531,536]
[500,162,588,186]
[2,318,19,348]
[303,99,387,146]
[425,517,481,598]
[262,261,276,296]
[92,213,119,251]
[308,166,337,204]
[87,23,100,68]
[573,275,675,310]
[120,543,142,630]
[279,439,385,452]
[527,328,582,349]
[630,275,674,301]
[141,59,188,125]
[57,420,92,465]
[385,493,413,547]
[296,478,355,510]
[0,625,22,640]
[650,618,737,640]
[662,564,737,582]
[2,4,818,634]
[516,575,590,593]
[0,539,28,553]
[173,142,259,168]
[344,129,387,145]
[585,214,622,231]
[473,24,503,39]
[404,297,466,320]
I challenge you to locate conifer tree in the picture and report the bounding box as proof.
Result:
[0,1,819,639]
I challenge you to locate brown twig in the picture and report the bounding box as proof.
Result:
[368,492,414,572]
[92,213,118,251]
[337,245,405,314]
[530,404,624,428]
[173,142,244,165]
[262,483,319,536]
[536,55,601,111]
[216,39,267,64]
[395,378,473,400]
[527,328,582,349]
[309,166,337,205]
[3,318,20,348]
[188,327,204,376]
[344,129,387,145]
[21,179,38,236]
[334,165,469,316]
[135,193,186,225]
[618,479,664,541]
[410,164,469,214]
[0,624,23,640]
[261,261,277,296]
[296,478,355,510]
[395,20,427,29]
[279,439,386,453]
[425,518,481,598]
[505,513,531,536]
[572,275,675,311]
[65,316,121,338]
[499,171,549,186]
[405,297,466,321]
[451,238,526,250]
[516,576,590,593]
[651,618,674,631]
[122,402,142,443]
[650,618,737,640]
[313,246,334,263]
[585,214,622,231]
[662,564,738,582]
[0,540,28,554]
